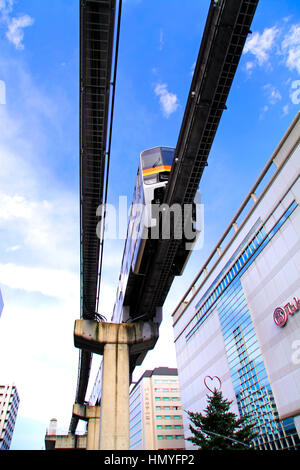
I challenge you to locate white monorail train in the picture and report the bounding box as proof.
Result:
[111,146,201,323]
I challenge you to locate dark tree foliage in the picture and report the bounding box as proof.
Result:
[187,390,257,450]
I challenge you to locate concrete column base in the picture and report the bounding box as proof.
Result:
[100,342,130,449]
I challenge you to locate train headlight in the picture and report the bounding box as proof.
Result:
[144,175,158,185]
[159,172,169,182]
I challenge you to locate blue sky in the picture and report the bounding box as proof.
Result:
[0,0,299,450]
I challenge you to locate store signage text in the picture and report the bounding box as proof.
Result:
[273,297,300,327]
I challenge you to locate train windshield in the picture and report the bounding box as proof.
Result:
[161,147,175,166]
[141,147,174,170]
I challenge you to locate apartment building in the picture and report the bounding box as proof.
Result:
[129,367,185,450]
[0,384,20,450]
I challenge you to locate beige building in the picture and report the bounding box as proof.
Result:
[129,367,185,450]
[0,384,20,450]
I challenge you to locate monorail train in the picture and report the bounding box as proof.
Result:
[111,146,200,324]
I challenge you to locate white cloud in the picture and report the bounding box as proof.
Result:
[243,26,279,66]
[0,193,35,220]
[0,85,79,270]
[0,263,79,300]
[246,61,255,72]
[0,0,13,15]
[0,299,79,427]
[154,82,179,117]
[281,24,300,74]
[0,7,80,440]
[259,104,269,120]
[0,183,79,272]
[263,83,282,105]
[0,79,6,104]
[6,14,34,50]
[243,21,300,77]
[0,1,34,50]
[6,244,21,252]
[282,104,289,116]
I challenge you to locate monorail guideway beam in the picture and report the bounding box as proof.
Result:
[137,0,259,321]
[70,0,118,435]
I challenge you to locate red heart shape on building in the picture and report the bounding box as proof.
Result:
[204,375,222,393]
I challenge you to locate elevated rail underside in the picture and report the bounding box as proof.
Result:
[70,0,117,433]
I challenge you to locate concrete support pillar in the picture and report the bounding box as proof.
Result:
[74,320,159,451]
[100,343,130,449]
[86,407,100,450]
[72,404,100,450]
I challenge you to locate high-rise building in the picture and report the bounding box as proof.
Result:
[129,367,185,450]
[0,384,20,450]
[172,112,300,450]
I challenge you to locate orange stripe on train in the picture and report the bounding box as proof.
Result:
[142,165,171,176]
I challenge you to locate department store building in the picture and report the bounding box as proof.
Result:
[172,113,300,450]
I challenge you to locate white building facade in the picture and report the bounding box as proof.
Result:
[0,384,20,450]
[172,113,300,450]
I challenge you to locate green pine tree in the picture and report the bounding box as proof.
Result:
[187,390,257,450]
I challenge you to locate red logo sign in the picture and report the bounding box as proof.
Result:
[273,307,288,327]
[273,297,300,327]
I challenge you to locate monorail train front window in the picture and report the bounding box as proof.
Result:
[141,148,162,170]
[161,147,175,166]
[141,147,175,169]
[141,147,175,185]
